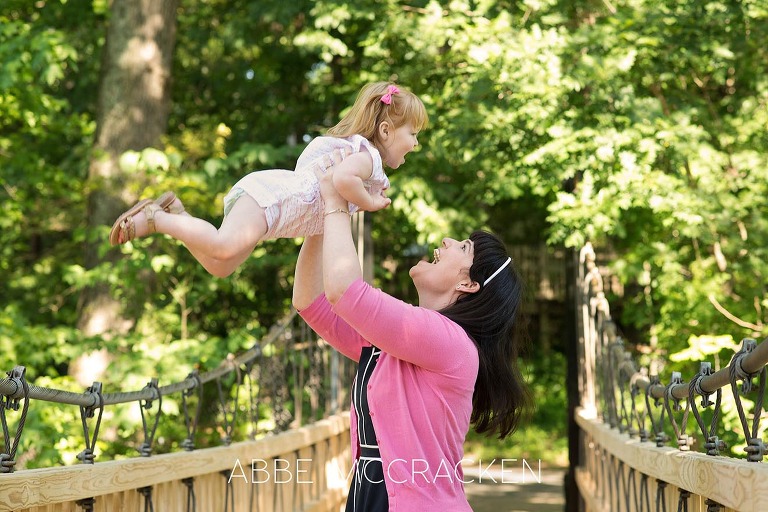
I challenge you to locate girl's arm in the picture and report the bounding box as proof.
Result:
[332,152,391,212]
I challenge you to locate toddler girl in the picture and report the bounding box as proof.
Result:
[109,82,427,278]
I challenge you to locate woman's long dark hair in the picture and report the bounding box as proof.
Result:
[439,230,532,439]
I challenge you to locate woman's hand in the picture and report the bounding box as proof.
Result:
[315,148,348,210]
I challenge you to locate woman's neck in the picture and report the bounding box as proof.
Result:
[417,290,461,311]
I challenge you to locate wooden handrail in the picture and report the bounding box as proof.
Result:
[574,242,768,511]
[576,408,768,512]
[0,413,350,510]
[612,337,768,401]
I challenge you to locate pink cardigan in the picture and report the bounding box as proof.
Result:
[299,279,478,511]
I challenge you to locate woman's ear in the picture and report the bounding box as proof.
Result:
[456,280,481,295]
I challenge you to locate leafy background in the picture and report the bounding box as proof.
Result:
[1,0,767,468]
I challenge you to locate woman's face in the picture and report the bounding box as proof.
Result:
[409,237,476,293]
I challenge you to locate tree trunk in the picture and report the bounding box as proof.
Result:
[78,0,178,337]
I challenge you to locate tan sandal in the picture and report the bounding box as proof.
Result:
[109,200,165,245]
[155,191,185,214]
[109,192,186,246]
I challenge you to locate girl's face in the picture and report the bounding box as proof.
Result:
[379,122,419,169]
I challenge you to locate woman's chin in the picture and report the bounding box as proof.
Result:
[409,259,430,276]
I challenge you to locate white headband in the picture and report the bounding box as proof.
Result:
[483,257,512,286]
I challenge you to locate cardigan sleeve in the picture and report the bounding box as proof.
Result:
[332,279,478,375]
[297,292,368,362]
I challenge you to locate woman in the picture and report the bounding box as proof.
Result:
[292,155,531,511]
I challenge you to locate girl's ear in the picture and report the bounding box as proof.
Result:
[378,121,391,141]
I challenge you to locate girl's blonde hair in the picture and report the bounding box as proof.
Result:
[327,82,428,148]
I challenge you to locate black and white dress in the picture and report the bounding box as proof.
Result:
[346,346,388,512]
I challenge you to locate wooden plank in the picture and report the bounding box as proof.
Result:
[576,408,767,512]
[0,413,349,509]
[574,468,609,512]
[303,488,345,512]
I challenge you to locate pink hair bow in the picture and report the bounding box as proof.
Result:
[380,85,400,105]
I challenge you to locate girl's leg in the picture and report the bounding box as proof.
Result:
[125,195,269,278]
[155,200,243,274]
[185,245,256,278]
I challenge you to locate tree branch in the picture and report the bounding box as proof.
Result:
[708,293,763,331]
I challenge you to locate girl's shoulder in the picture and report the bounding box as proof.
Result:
[304,135,347,149]
[297,135,381,176]
[348,134,379,154]
[345,135,383,174]
[305,134,376,153]
[296,136,353,171]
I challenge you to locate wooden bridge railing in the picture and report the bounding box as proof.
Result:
[0,310,355,512]
[574,243,768,512]
[2,413,351,511]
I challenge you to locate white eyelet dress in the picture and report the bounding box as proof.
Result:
[222,135,388,240]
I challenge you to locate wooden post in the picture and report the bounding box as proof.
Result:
[565,247,583,512]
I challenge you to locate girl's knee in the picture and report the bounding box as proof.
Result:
[202,257,237,278]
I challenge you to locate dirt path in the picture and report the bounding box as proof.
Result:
[464,466,566,512]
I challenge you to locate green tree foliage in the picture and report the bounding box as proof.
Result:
[1,0,767,467]
[544,0,768,355]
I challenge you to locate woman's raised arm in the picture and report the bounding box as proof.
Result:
[292,234,325,311]
[318,166,363,304]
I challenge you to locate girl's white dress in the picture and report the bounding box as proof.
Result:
[222,134,388,239]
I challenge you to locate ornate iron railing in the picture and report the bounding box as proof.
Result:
[0,309,355,511]
[574,243,768,512]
